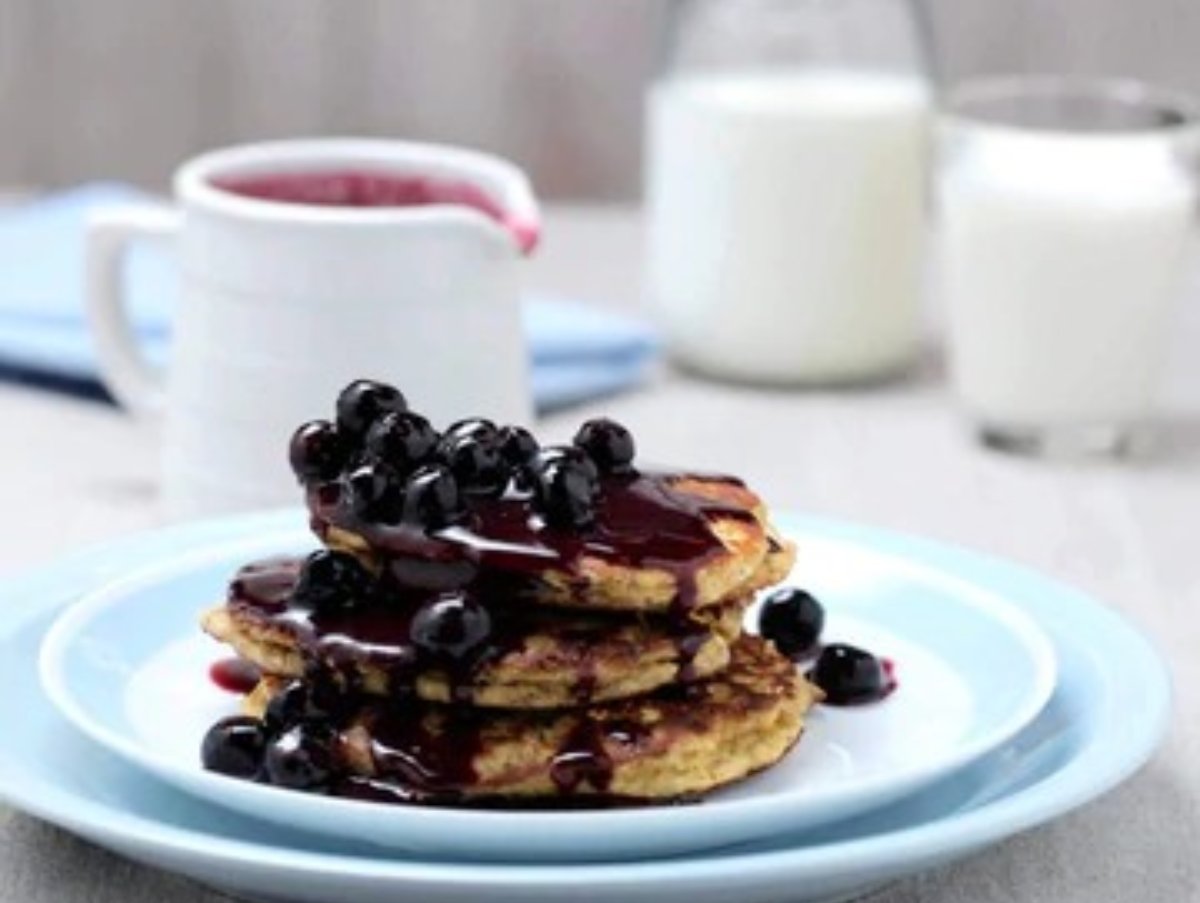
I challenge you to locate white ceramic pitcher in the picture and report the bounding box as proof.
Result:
[86,139,540,519]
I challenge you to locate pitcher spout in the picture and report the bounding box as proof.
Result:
[470,161,541,256]
[417,145,541,256]
[185,138,541,257]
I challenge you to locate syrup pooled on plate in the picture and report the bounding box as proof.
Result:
[208,658,262,695]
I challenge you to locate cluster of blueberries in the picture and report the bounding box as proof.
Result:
[289,379,637,530]
[758,588,892,705]
[286,546,493,663]
[202,677,344,791]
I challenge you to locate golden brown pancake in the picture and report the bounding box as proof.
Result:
[244,636,819,803]
[203,597,748,709]
[312,472,791,613]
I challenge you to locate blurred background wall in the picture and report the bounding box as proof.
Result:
[2,0,1198,199]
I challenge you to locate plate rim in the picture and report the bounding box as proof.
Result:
[0,509,1169,885]
[36,514,1058,855]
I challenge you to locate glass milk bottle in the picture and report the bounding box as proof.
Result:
[646,0,934,383]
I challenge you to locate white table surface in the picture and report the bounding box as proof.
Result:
[1,205,1198,902]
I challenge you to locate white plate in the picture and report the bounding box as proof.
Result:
[2,511,1168,902]
[39,518,1056,862]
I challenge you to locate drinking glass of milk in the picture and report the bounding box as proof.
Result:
[646,0,934,384]
[939,77,1200,456]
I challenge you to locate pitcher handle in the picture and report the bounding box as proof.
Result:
[85,205,181,418]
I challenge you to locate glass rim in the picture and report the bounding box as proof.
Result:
[942,75,1200,134]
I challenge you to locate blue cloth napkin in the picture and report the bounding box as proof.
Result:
[0,185,658,412]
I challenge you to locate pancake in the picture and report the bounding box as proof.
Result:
[199,391,821,810]
[313,472,792,614]
[243,636,819,803]
[202,563,750,709]
[749,530,797,592]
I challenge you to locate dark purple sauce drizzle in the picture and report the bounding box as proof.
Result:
[217,469,754,806]
[550,721,616,794]
[363,702,483,797]
[310,469,754,614]
[229,563,516,703]
[209,658,262,695]
[674,629,711,683]
[249,667,666,808]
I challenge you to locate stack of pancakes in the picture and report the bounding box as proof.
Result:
[202,412,819,805]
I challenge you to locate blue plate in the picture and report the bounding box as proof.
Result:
[37,519,1057,862]
[0,512,1170,903]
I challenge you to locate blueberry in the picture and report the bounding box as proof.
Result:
[305,667,353,715]
[497,425,539,468]
[262,725,335,790]
[758,588,825,659]
[533,448,600,528]
[496,425,541,492]
[538,445,599,483]
[288,420,348,484]
[573,418,636,473]
[263,680,326,733]
[201,716,267,779]
[402,464,466,528]
[292,550,374,614]
[346,461,403,523]
[438,425,507,497]
[410,594,493,662]
[364,412,439,474]
[808,644,892,706]
[335,380,407,438]
[442,418,496,444]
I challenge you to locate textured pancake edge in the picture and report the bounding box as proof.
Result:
[244,636,818,801]
[317,475,782,613]
[202,600,745,710]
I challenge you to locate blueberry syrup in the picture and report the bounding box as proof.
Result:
[208,658,262,695]
[212,170,539,254]
[303,468,755,695]
[362,701,484,797]
[202,635,790,807]
[218,663,657,806]
[227,556,722,707]
[882,656,898,689]
[571,673,599,705]
[228,556,299,612]
[549,721,616,794]
[340,688,655,803]
[309,469,755,617]
[228,562,522,704]
[673,627,711,683]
